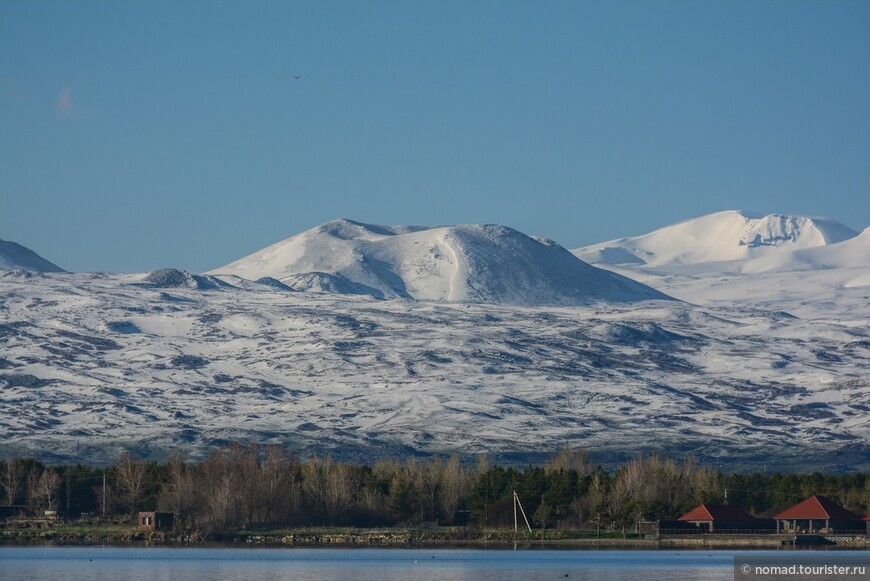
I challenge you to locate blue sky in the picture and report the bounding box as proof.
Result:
[1,0,868,272]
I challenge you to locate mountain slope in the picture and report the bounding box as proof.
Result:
[0,239,65,272]
[209,219,672,306]
[0,271,867,470]
[573,210,858,269]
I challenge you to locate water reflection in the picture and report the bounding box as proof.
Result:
[0,547,855,581]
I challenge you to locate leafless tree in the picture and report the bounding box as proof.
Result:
[115,452,149,515]
[584,470,610,537]
[546,446,589,476]
[1,458,24,506]
[439,455,467,524]
[35,469,62,511]
[476,453,490,476]
[325,461,356,521]
[228,444,260,527]
[259,445,299,525]
[302,455,356,524]
[198,448,239,531]
[420,458,442,522]
[25,465,41,511]
[158,454,197,529]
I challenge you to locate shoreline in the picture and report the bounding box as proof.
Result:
[2,528,867,550]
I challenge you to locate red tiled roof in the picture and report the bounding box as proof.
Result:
[864,514,870,521]
[678,503,755,522]
[774,496,861,521]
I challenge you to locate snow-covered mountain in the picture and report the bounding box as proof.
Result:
[573,210,858,270]
[0,270,867,470]
[1,212,868,470]
[210,219,672,306]
[0,239,65,272]
[572,211,869,319]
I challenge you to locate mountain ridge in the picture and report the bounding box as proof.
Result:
[209,219,673,306]
[572,210,859,269]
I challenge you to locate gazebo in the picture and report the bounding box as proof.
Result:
[773,495,863,534]
[677,503,757,532]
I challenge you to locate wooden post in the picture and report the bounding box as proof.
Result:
[513,490,518,533]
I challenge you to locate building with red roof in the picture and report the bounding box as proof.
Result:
[773,495,864,534]
[673,503,768,532]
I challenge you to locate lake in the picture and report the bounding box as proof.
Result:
[0,546,864,580]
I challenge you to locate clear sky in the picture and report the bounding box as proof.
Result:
[1,0,868,273]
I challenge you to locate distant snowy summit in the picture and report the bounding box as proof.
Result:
[0,239,65,272]
[209,219,672,306]
[573,210,859,271]
[741,225,870,275]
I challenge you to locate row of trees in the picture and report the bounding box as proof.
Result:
[2,446,868,534]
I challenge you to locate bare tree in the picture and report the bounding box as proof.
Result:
[546,446,589,476]
[158,454,197,530]
[584,469,610,537]
[25,465,41,512]
[198,448,240,532]
[259,445,299,526]
[115,452,149,515]
[228,444,260,527]
[476,453,490,476]
[613,456,682,520]
[401,457,445,523]
[36,470,62,511]
[1,458,24,506]
[302,455,356,524]
[324,461,356,522]
[439,455,467,524]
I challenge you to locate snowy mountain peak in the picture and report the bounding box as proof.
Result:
[742,223,870,274]
[314,218,428,241]
[209,220,672,306]
[0,239,65,272]
[574,210,858,268]
[737,213,856,248]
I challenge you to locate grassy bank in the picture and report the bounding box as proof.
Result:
[3,524,864,548]
[0,524,656,546]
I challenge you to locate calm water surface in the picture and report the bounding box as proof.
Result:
[0,546,863,580]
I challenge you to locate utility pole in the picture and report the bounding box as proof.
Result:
[512,490,532,534]
[65,465,71,518]
[513,490,518,533]
[102,471,106,518]
[484,473,489,527]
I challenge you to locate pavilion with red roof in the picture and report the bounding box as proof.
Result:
[773,495,864,534]
[677,503,759,532]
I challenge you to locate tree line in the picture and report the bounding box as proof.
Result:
[1,446,867,535]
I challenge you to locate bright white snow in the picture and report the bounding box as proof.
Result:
[209,219,671,306]
[573,210,870,320]
[573,210,858,269]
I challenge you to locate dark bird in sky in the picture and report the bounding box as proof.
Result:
[293,75,302,80]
